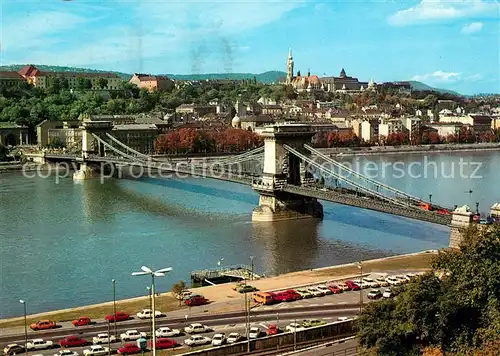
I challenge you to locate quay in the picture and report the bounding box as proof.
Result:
[190,264,261,287]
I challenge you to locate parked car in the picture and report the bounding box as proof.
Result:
[184,335,211,347]
[120,330,147,342]
[353,279,370,289]
[30,320,57,331]
[226,333,242,343]
[306,286,325,297]
[271,291,298,303]
[175,291,192,300]
[3,344,26,355]
[184,323,211,334]
[316,285,333,295]
[238,285,258,293]
[375,277,390,287]
[382,289,394,298]
[211,333,226,346]
[327,285,343,294]
[339,282,352,291]
[156,327,181,338]
[60,336,88,348]
[152,339,178,350]
[367,289,382,300]
[285,323,305,332]
[185,295,208,307]
[72,317,92,327]
[92,333,116,345]
[345,280,360,291]
[248,327,261,339]
[136,309,164,319]
[296,289,313,298]
[117,344,141,355]
[105,312,129,323]
[253,292,274,304]
[362,278,380,288]
[267,324,280,335]
[54,350,79,356]
[302,319,326,328]
[386,276,402,286]
[395,275,409,284]
[404,273,417,281]
[83,345,109,356]
[26,339,54,351]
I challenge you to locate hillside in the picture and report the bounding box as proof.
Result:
[0,64,132,81]
[409,80,460,96]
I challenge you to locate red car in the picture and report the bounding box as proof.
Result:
[105,312,129,322]
[185,295,208,306]
[267,324,280,335]
[118,343,141,355]
[328,285,343,294]
[59,335,88,348]
[29,320,57,331]
[272,290,301,302]
[72,316,91,327]
[345,280,361,291]
[152,338,178,349]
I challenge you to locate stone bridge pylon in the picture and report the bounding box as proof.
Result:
[251,124,323,222]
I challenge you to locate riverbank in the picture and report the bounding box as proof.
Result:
[317,142,500,157]
[0,250,437,328]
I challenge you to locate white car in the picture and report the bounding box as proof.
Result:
[184,323,211,334]
[83,345,109,356]
[27,339,54,350]
[383,289,394,298]
[136,309,164,319]
[386,276,402,286]
[306,287,325,297]
[404,273,417,281]
[226,333,242,344]
[120,330,147,342]
[395,275,409,284]
[375,277,390,287]
[184,335,211,347]
[54,350,79,356]
[362,278,380,288]
[285,323,305,332]
[92,333,116,345]
[353,279,370,289]
[316,285,333,295]
[248,327,261,339]
[156,326,181,337]
[211,333,226,346]
[337,317,351,322]
[176,291,192,300]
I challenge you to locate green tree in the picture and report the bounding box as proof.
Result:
[76,77,86,90]
[171,280,188,306]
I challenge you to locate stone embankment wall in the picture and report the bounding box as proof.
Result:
[182,320,354,356]
[283,185,451,226]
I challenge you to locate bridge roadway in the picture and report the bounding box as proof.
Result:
[43,154,451,226]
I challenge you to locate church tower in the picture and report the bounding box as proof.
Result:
[286,48,294,84]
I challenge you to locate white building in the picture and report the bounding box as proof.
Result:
[379,119,403,137]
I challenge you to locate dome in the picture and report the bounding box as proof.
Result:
[232,114,241,128]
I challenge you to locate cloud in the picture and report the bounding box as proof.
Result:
[412,70,461,82]
[388,0,498,26]
[465,73,483,81]
[461,22,484,34]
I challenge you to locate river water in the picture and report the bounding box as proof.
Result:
[1,150,499,318]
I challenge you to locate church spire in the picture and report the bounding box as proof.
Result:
[288,47,292,59]
[286,48,294,84]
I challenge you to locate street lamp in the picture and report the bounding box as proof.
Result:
[19,300,28,356]
[146,286,152,339]
[217,257,224,267]
[132,266,173,356]
[249,256,255,281]
[356,262,363,314]
[112,279,117,337]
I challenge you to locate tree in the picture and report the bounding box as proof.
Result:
[171,280,187,306]
[358,225,500,355]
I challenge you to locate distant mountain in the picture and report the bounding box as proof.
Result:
[408,81,460,96]
[0,64,133,81]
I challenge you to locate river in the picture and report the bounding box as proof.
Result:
[1,150,499,318]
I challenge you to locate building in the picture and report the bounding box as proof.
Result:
[36,120,80,147]
[175,104,216,117]
[439,114,493,133]
[320,69,370,93]
[379,118,403,137]
[0,71,25,88]
[351,118,378,142]
[232,114,275,132]
[261,104,283,116]
[426,123,463,137]
[111,124,158,154]
[402,117,422,138]
[18,65,122,91]
[128,73,174,92]
[0,122,30,146]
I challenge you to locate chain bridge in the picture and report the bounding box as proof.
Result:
[43,121,453,226]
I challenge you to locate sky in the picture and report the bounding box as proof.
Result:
[0,0,499,94]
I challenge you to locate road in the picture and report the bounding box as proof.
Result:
[285,338,358,355]
[3,308,358,355]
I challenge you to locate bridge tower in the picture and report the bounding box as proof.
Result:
[252,124,323,222]
[74,119,113,180]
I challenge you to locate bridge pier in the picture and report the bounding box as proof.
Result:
[252,124,323,222]
[449,203,500,248]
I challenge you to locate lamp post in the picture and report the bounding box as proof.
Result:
[107,321,111,356]
[429,194,432,204]
[19,300,28,356]
[132,266,173,356]
[356,262,363,314]
[112,279,117,337]
[245,291,250,353]
[249,256,255,281]
[146,286,152,339]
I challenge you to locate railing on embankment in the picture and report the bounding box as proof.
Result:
[182,319,355,356]
[283,184,452,226]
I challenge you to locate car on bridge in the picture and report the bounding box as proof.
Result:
[117,344,141,355]
[227,333,242,344]
[156,326,181,337]
[72,316,92,327]
[285,323,305,332]
[184,335,211,347]
[136,309,164,319]
[60,335,88,348]
[211,333,226,346]
[83,345,110,356]
[267,324,281,335]
[54,350,79,356]
[26,339,54,351]
[3,344,26,355]
[120,330,147,342]
[30,320,57,331]
[302,319,326,328]
[92,333,116,345]
[248,327,262,339]
[105,312,129,323]
[151,338,178,350]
